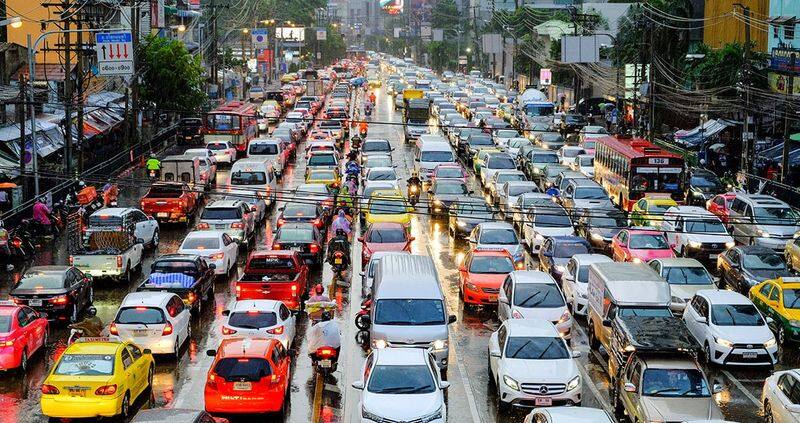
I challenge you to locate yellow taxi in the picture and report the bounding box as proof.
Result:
[473,147,504,174]
[41,338,154,419]
[262,99,281,113]
[280,73,297,83]
[364,193,413,228]
[305,167,341,187]
[629,195,678,227]
[368,78,383,88]
[750,277,800,344]
[785,238,800,273]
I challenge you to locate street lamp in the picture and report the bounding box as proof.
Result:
[177,24,186,32]
[0,17,22,29]
[465,47,472,53]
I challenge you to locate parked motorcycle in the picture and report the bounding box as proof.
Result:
[354,297,371,330]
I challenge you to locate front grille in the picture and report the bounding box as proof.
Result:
[700,242,726,252]
[520,382,566,396]
[388,341,432,348]
[482,287,500,294]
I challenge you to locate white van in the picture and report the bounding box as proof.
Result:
[229,158,277,208]
[247,138,287,177]
[370,254,457,373]
[415,134,448,151]
[415,141,456,182]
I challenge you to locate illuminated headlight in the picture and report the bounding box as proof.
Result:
[758,230,771,238]
[688,240,702,249]
[362,406,383,421]
[725,241,735,248]
[503,375,520,391]
[558,309,571,323]
[590,232,604,241]
[541,143,549,149]
[465,282,479,292]
[715,337,734,348]
[431,339,448,351]
[671,296,685,304]
[790,320,800,328]
[631,257,642,263]
[373,339,388,349]
[419,407,443,423]
[433,199,443,206]
[555,265,566,274]
[532,168,541,174]
[457,220,467,227]
[764,338,777,348]
[566,375,581,391]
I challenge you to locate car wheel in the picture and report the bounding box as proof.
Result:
[18,349,27,373]
[151,230,159,249]
[496,391,510,414]
[765,400,774,423]
[173,336,181,360]
[611,385,624,417]
[703,342,712,365]
[122,265,131,284]
[89,287,94,304]
[779,326,788,345]
[147,366,154,389]
[120,392,130,417]
[588,326,600,350]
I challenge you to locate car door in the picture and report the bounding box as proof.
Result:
[131,210,153,243]
[120,347,139,395]
[15,308,36,355]
[685,296,709,344]
[488,325,506,380]
[662,216,678,250]
[67,268,88,309]
[497,275,513,321]
[539,239,553,271]
[171,296,191,343]
[241,203,255,238]
[222,233,237,271]
[562,259,577,302]
[621,358,642,416]
[775,374,799,423]
[612,230,629,262]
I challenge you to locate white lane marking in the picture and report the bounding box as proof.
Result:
[426,244,480,423]
[722,369,761,406]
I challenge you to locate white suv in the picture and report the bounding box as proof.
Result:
[111,292,191,358]
[489,319,581,412]
[661,206,734,262]
[562,254,612,316]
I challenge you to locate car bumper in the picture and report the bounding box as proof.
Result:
[752,237,791,252]
[41,393,123,418]
[498,382,581,408]
[205,390,285,414]
[0,347,22,370]
[463,286,498,305]
[711,344,778,366]
[119,335,178,354]
[209,258,227,275]
[154,213,190,223]
[81,268,124,278]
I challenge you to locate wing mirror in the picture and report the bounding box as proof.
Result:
[221,310,230,316]
[623,382,637,393]
[206,349,217,357]
[352,381,365,390]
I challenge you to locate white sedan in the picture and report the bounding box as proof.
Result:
[205,141,237,165]
[763,369,800,423]
[365,167,401,188]
[111,292,191,358]
[177,230,238,275]
[221,300,296,348]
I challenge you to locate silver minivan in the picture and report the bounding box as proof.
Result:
[727,193,800,251]
[370,254,456,373]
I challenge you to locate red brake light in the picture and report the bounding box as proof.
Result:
[267,325,284,335]
[197,222,210,230]
[162,322,173,336]
[210,252,224,260]
[277,218,286,227]
[116,256,123,268]
[95,384,117,395]
[317,347,336,357]
[188,292,197,304]
[222,326,237,335]
[206,373,218,389]
[41,385,60,395]
[68,256,74,266]
[51,295,69,305]
[310,244,320,254]
[12,239,21,248]
[272,243,281,250]
[109,323,118,335]
[231,222,245,229]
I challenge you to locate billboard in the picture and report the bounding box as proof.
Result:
[380,0,403,15]
[770,48,800,75]
[276,27,305,41]
[560,36,601,63]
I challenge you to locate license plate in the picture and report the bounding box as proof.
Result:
[320,359,332,368]
[28,299,42,307]
[709,254,719,260]
[133,329,148,336]
[290,247,301,252]
[743,351,757,359]
[534,397,552,406]
[215,224,227,229]
[488,296,497,302]
[157,212,168,218]
[68,388,86,397]
[334,258,342,264]
[233,381,252,391]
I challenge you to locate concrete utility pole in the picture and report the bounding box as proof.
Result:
[130,0,140,147]
[63,0,73,175]
[210,0,218,87]
[781,52,796,183]
[736,3,753,175]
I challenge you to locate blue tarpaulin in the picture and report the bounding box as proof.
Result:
[673,119,737,148]
[145,272,195,289]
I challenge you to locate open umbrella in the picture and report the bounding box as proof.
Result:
[708,143,726,152]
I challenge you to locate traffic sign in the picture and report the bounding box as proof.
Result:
[252,29,269,49]
[95,31,133,76]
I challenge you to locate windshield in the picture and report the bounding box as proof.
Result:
[508,185,537,196]
[434,183,468,195]
[487,156,516,169]
[663,266,712,285]
[231,171,266,185]
[88,215,123,228]
[308,154,338,166]
[116,307,166,324]
[711,304,764,326]
[368,228,406,243]
[616,307,673,318]
[684,220,727,234]
[496,173,526,184]
[367,170,398,181]
[469,256,514,274]
[206,142,229,150]
[436,167,464,178]
[202,207,241,220]
[535,213,572,227]
[249,143,279,155]
[55,354,114,376]
[228,311,277,329]
[554,241,589,257]
[276,228,314,242]
[630,168,683,193]
[497,130,518,138]
[366,158,392,168]
[374,299,445,325]
[213,358,272,382]
[583,140,596,150]
[578,156,594,166]
[508,139,530,148]
[480,229,518,244]
[308,170,336,181]
[505,336,569,359]
[17,272,64,289]
[370,198,408,215]
[691,175,721,188]
[783,289,800,309]
[574,187,608,200]
[367,365,436,394]
[363,141,391,152]
[531,153,559,164]
[562,149,583,158]
[754,206,799,225]
[629,234,669,250]
[206,114,241,131]
[181,237,220,250]
[641,369,710,397]
[458,203,493,216]
[421,151,454,162]
[513,283,565,307]
[743,252,786,270]
[283,203,317,218]
[524,104,554,117]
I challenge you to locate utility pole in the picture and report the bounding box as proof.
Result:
[781,52,796,183]
[130,0,140,148]
[63,0,73,176]
[18,74,26,200]
[739,4,753,176]
[76,20,85,173]
[648,19,656,141]
[210,0,218,88]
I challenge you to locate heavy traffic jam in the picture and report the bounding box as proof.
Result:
[2,54,800,423]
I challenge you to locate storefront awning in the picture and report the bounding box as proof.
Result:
[673,119,737,148]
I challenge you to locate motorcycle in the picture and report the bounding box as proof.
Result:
[331,250,348,287]
[351,135,362,151]
[408,184,420,206]
[355,298,371,330]
[305,301,340,376]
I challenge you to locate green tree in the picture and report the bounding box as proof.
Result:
[615,1,694,67]
[684,42,769,91]
[218,47,244,70]
[138,35,207,112]
[314,24,346,65]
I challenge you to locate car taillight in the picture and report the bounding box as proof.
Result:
[231,222,245,229]
[222,326,237,335]
[109,323,118,335]
[272,243,281,250]
[291,284,298,297]
[95,384,117,395]
[10,298,22,305]
[197,222,210,230]
[116,256,123,268]
[312,219,322,228]
[235,285,241,295]
[210,252,224,260]
[310,244,320,254]
[162,322,173,336]
[267,325,284,335]
[206,374,218,389]
[277,218,285,227]
[51,295,69,305]
[188,292,197,304]
[0,340,14,347]
[41,385,60,395]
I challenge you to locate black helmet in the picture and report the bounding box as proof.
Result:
[321,310,332,321]
[86,306,97,317]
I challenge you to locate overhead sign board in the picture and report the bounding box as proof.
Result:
[770,47,800,74]
[276,27,305,42]
[540,68,552,86]
[316,28,327,41]
[251,28,269,49]
[561,35,601,63]
[95,31,133,76]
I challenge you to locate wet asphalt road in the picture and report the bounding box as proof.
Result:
[0,80,788,423]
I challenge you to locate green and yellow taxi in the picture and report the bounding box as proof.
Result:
[364,193,413,228]
[41,338,154,419]
[750,277,800,344]
[473,147,504,174]
[630,196,678,227]
[305,167,341,187]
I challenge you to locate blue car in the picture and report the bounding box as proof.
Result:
[538,236,591,283]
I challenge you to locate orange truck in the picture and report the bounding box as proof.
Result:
[140,182,198,226]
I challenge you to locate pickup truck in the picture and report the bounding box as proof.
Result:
[235,250,309,311]
[70,231,144,282]
[140,182,198,226]
[137,254,216,315]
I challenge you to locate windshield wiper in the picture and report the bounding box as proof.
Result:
[648,387,680,395]
[536,341,557,359]
[529,291,552,307]
[518,291,541,306]
[725,307,738,326]
[378,386,426,394]
[509,340,532,359]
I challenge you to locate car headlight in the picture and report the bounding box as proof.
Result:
[687,240,702,249]
[558,309,571,324]
[513,252,524,262]
[715,337,734,348]
[725,241,735,248]
[532,167,541,174]
[420,407,443,423]
[555,265,566,274]
[567,375,581,391]
[541,143,549,149]
[373,339,388,349]
[503,375,520,391]
[671,296,685,304]
[764,338,777,348]
[465,282,479,292]
[631,257,642,263]
[790,319,800,328]
[431,339,448,351]
[456,220,467,227]
[433,199,442,206]
[362,406,383,421]
[794,231,800,239]
[758,230,771,238]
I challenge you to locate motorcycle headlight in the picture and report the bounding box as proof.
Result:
[431,339,448,351]
[503,375,520,391]
[567,375,581,391]
[373,339,388,349]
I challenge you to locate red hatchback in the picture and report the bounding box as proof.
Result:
[458,249,515,306]
[358,222,414,266]
[706,192,737,224]
[205,338,294,416]
[0,303,48,372]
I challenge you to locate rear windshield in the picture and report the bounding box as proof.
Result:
[368,228,406,243]
[88,215,123,228]
[17,272,64,289]
[436,167,463,178]
[308,154,338,166]
[534,213,572,227]
[363,141,391,152]
[228,311,278,329]
[554,241,589,257]
[508,185,537,196]
[231,171,267,185]
[148,185,184,197]
[116,307,166,324]
[248,257,294,269]
[249,144,279,155]
[202,207,241,220]
[662,266,712,285]
[55,354,114,376]
[479,229,518,244]
[470,256,514,274]
[284,203,317,217]
[276,228,314,242]
[421,151,454,162]
[213,357,272,382]
[531,153,559,163]
[181,237,220,250]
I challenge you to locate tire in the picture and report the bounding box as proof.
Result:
[703,342,712,365]
[779,325,788,345]
[18,349,27,374]
[147,366,154,390]
[611,385,625,418]
[765,400,774,423]
[173,336,181,360]
[496,391,510,414]
[588,325,600,350]
[88,287,94,304]
[151,230,159,249]
[355,314,371,330]
[122,265,131,284]
[120,392,131,418]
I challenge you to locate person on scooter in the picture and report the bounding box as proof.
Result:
[328,228,351,271]
[369,91,376,105]
[146,154,161,178]
[308,283,331,303]
[407,169,422,203]
[32,196,53,235]
[307,310,341,357]
[69,306,104,338]
[359,120,368,137]
[330,213,351,239]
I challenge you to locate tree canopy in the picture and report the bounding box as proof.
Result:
[138,35,207,112]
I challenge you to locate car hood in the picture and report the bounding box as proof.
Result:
[479,243,523,258]
[746,268,793,280]
[371,324,447,345]
[571,199,614,209]
[682,233,734,244]
[641,396,723,421]
[758,224,799,237]
[591,227,620,240]
[362,392,442,421]
[713,324,774,345]
[512,305,565,321]
[434,194,461,203]
[504,357,577,383]
[537,227,576,237]
[466,273,507,288]
[630,248,675,261]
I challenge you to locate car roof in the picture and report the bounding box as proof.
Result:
[571,254,613,265]
[278,222,316,230]
[641,356,698,370]
[218,337,274,358]
[697,289,750,305]
[205,199,242,208]
[184,230,226,239]
[230,299,281,312]
[539,407,613,422]
[511,270,558,285]
[367,222,405,230]
[67,339,124,355]
[470,248,512,257]
[503,318,560,337]
[569,178,602,187]
[373,347,429,365]
[737,245,780,255]
[737,193,790,208]
[549,235,589,244]
[90,207,137,217]
[121,291,173,307]
[477,221,514,230]
[769,277,800,288]
[653,257,706,268]
[26,265,71,274]
[665,205,714,216]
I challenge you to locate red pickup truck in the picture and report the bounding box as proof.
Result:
[140,182,198,226]
[236,250,309,311]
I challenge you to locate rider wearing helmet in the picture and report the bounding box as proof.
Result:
[308,284,331,302]
[407,169,422,191]
[69,306,104,337]
[327,227,351,267]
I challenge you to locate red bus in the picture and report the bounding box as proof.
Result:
[203,101,258,155]
[594,136,685,211]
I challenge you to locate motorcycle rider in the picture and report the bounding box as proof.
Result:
[146,154,161,178]
[330,213,351,239]
[359,120,368,137]
[369,91,376,105]
[407,169,422,202]
[32,196,53,235]
[327,228,351,271]
[307,310,342,357]
[69,306,104,338]
[308,283,331,303]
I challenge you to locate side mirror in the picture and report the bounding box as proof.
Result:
[602,319,612,327]
[209,263,217,270]
[489,347,501,357]
[623,382,637,393]
[221,309,230,316]
[136,238,145,244]
[767,316,775,324]
[448,314,457,324]
[143,349,152,355]
[712,383,723,394]
[409,236,416,241]
[440,381,451,390]
[571,350,582,358]
[206,349,217,357]
[768,300,778,308]
[787,404,800,413]
[696,316,707,324]
[352,380,365,390]
[458,264,467,272]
